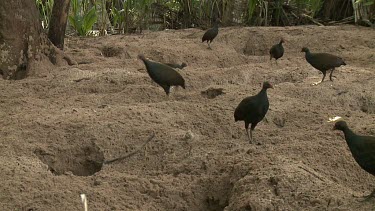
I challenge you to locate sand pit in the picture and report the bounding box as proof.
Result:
[0,25,374,210]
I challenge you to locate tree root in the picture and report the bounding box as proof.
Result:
[104,133,156,165]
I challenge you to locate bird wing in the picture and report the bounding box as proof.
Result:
[202,28,218,42]
[234,95,265,121]
[234,96,255,120]
[270,44,284,59]
[143,60,183,84]
[350,136,375,175]
[308,53,344,70]
[269,44,278,55]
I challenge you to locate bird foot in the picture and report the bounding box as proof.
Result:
[248,138,262,145]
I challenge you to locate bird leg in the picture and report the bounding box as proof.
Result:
[250,129,253,143]
[313,72,326,85]
[162,85,171,96]
[329,68,335,81]
[246,128,252,143]
[321,72,326,83]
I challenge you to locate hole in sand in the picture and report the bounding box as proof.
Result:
[202,176,232,211]
[201,88,225,99]
[206,196,228,211]
[101,46,127,58]
[358,94,375,114]
[35,141,104,176]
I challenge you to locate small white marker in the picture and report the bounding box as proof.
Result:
[81,194,88,211]
[328,116,342,122]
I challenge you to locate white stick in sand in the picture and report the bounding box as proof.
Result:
[80,194,88,211]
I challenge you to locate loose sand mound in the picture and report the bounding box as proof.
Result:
[0,25,374,210]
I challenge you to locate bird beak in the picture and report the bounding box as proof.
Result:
[332,126,336,130]
[270,85,274,89]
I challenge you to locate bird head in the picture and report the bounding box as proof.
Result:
[263,81,274,89]
[301,47,309,53]
[181,62,187,68]
[333,120,348,131]
[280,38,285,43]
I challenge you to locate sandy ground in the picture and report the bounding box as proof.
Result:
[0,25,374,211]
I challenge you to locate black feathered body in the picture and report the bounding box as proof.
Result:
[202,24,219,43]
[305,51,346,73]
[234,89,269,130]
[269,42,284,60]
[140,58,185,95]
[341,128,375,176]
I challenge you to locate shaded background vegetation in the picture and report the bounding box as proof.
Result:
[36,0,374,36]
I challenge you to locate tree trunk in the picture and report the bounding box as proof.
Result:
[0,0,43,79]
[48,0,71,50]
[0,0,76,80]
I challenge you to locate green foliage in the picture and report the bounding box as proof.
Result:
[35,0,54,29]
[310,0,324,17]
[123,0,156,32]
[291,0,324,17]
[36,0,358,36]
[69,0,98,36]
[356,0,374,6]
[110,3,125,33]
[98,0,108,36]
[246,0,257,23]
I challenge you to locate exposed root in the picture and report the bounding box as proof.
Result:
[104,133,156,165]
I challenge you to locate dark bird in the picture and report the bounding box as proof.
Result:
[163,62,187,69]
[301,47,346,84]
[138,54,185,95]
[202,19,221,49]
[269,38,285,64]
[234,82,273,143]
[333,120,375,200]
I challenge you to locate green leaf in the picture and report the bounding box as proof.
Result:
[83,7,98,35]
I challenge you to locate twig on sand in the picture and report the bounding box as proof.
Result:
[300,14,324,26]
[298,166,325,182]
[104,133,156,164]
[73,77,91,82]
